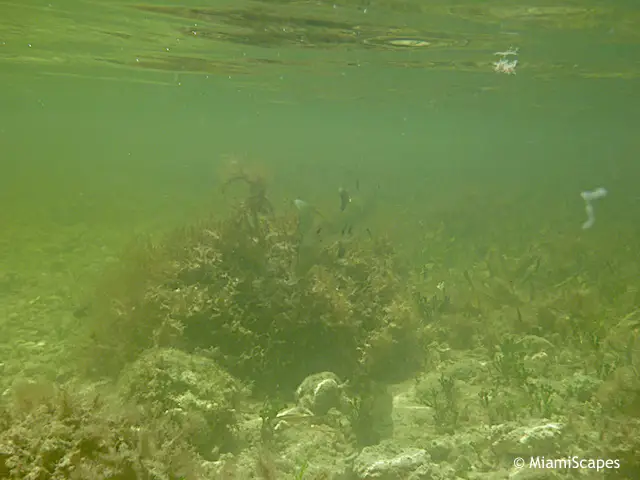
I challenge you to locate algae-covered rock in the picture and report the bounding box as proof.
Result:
[295,371,350,415]
[117,348,242,458]
[491,421,566,458]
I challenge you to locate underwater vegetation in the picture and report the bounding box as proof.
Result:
[79,168,425,396]
[2,163,640,478]
[0,380,205,480]
[407,218,640,478]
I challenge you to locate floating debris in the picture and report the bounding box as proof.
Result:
[580,187,608,229]
[493,57,518,74]
[494,46,519,57]
[493,46,519,74]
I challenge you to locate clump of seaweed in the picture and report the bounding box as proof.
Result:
[0,381,201,480]
[220,156,273,230]
[416,373,460,433]
[80,171,425,396]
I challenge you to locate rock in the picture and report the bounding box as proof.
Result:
[492,421,566,458]
[352,443,431,479]
[295,371,348,415]
[117,347,243,459]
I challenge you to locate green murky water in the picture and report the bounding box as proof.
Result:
[1,0,639,478]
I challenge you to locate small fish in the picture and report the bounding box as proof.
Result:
[339,187,351,212]
[463,270,474,289]
[294,198,324,246]
[294,199,324,218]
[73,303,91,318]
[293,199,309,211]
[341,224,353,236]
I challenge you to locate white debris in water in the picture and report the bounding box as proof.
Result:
[493,46,519,74]
[580,187,608,229]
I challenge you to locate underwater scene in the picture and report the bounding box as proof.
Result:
[1,0,639,478]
